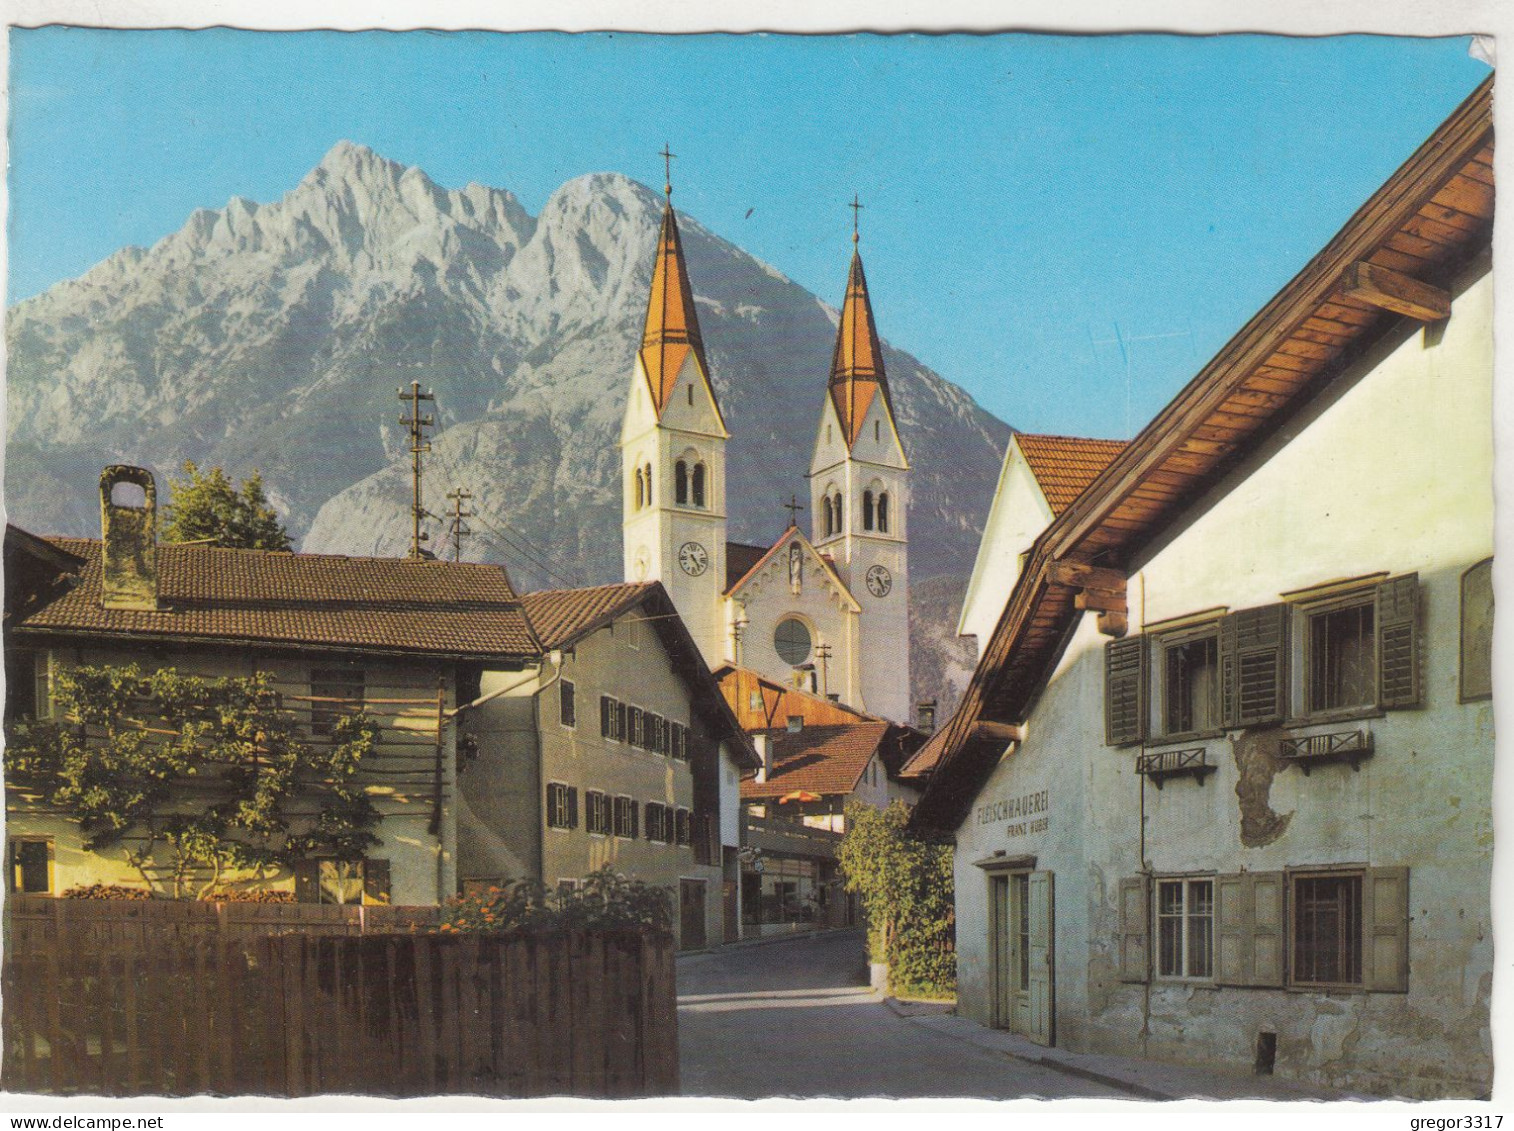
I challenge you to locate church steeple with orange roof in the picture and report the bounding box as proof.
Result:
[827,207,899,453]
[621,149,729,668]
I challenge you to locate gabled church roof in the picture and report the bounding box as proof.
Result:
[639,200,721,425]
[722,524,860,611]
[828,249,898,451]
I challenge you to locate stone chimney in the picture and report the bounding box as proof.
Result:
[99,465,159,611]
[753,733,774,783]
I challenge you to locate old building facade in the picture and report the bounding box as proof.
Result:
[914,79,1494,1098]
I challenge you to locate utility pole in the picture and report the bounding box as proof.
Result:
[445,487,475,562]
[398,381,435,559]
[814,642,833,698]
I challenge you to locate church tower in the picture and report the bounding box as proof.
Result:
[809,210,911,722]
[621,161,729,668]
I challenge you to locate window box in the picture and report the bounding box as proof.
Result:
[1136,747,1215,788]
[1279,729,1374,774]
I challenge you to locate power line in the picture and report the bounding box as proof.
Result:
[397,381,436,559]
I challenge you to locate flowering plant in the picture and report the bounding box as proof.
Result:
[439,866,671,935]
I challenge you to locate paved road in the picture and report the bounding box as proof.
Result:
[676,930,1128,1099]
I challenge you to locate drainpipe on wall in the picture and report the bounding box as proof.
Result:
[1136,571,1151,1057]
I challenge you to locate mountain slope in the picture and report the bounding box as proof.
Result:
[6,142,1012,706]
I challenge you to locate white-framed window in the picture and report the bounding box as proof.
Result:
[1156,877,1214,979]
[585,790,612,835]
[613,795,639,839]
[546,782,579,830]
[600,695,623,742]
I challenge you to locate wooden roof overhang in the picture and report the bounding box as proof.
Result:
[911,76,1493,836]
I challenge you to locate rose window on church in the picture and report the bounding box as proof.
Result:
[774,617,812,667]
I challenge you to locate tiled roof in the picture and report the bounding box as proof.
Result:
[16,539,540,658]
[1015,434,1128,515]
[520,582,659,649]
[740,721,891,801]
[898,727,947,782]
[714,664,878,731]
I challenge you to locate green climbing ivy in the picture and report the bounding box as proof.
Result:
[4,664,381,899]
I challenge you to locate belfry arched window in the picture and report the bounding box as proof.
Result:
[644,463,654,507]
[822,496,834,537]
[832,492,844,531]
[675,461,689,505]
[634,468,645,510]
[862,490,875,531]
[692,463,707,508]
[877,492,890,534]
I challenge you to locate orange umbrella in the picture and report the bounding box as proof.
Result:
[779,790,821,803]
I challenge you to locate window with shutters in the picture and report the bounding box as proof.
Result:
[1290,871,1363,988]
[1155,628,1220,738]
[559,680,576,728]
[1156,878,1214,979]
[546,782,578,830]
[600,695,622,741]
[585,790,612,835]
[646,802,670,843]
[1292,575,1419,720]
[627,706,645,748]
[613,795,639,838]
[295,858,390,905]
[675,807,692,846]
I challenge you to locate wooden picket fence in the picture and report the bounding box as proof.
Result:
[2,899,679,1098]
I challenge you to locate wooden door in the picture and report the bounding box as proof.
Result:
[680,879,708,951]
[1027,870,1055,1047]
[990,874,1013,1029]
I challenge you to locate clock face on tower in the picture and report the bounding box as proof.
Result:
[678,541,709,577]
[866,564,893,598]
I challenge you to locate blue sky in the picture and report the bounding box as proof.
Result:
[7,29,1490,439]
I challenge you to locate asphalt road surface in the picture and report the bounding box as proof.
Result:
[676,930,1128,1099]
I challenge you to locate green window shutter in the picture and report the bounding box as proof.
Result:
[1378,574,1421,709]
[362,858,391,905]
[1247,872,1286,987]
[1117,875,1149,983]
[1221,605,1288,728]
[568,786,579,830]
[1105,636,1147,746]
[1363,866,1410,992]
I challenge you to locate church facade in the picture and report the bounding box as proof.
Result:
[620,188,911,724]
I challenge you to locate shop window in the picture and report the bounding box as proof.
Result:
[1461,558,1493,702]
[546,782,579,830]
[1157,878,1214,979]
[559,680,576,728]
[7,837,52,894]
[585,790,612,835]
[310,668,364,736]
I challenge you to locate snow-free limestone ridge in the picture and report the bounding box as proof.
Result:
[6,141,1011,711]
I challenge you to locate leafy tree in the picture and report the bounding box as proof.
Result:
[838,800,956,998]
[4,664,380,899]
[162,461,292,550]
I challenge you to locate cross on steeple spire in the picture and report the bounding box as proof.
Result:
[783,494,806,528]
[849,194,863,245]
[660,144,676,199]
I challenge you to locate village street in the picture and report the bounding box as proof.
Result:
[676,931,1126,1100]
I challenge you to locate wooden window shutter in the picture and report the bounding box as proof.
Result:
[1247,872,1286,987]
[362,859,391,905]
[568,786,579,830]
[1362,866,1410,992]
[1221,605,1288,728]
[1105,637,1147,746]
[629,800,639,840]
[1117,875,1150,983]
[294,859,319,904]
[1377,574,1421,709]
[600,696,614,738]
[1214,874,1251,985]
